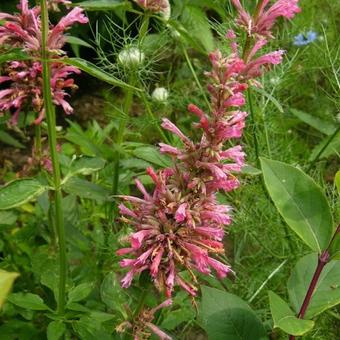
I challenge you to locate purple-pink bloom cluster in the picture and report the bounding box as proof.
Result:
[132,0,171,20]
[117,0,300,299]
[0,0,88,124]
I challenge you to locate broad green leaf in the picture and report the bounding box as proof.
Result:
[100,272,128,317]
[133,146,172,168]
[288,253,340,318]
[260,158,334,253]
[63,177,110,202]
[73,316,112,339]
[68,282,94,304]
[181,6,214,52]
[241,164,262,176]
[200,286,268,340]
[290,109,337,135]
[0,178,48,210]
[74,0,131,11]
[0,270,19,309]
[47,321,66,340]
[309,133,340,161]
[335,171,340,193]
[330,232,340,260]
[66,36,93,49]
[0,49,30,64]
[61,58,138,91]
[0,211,17,225]
[63,157,106,183]
[268,291,314,336]
[7,292,50,311]
[0,131,24,148]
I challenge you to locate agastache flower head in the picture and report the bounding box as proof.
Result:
[117,169,232,297]
[133,0,171,21]
[232,0,301,38]
[0,0,88,124]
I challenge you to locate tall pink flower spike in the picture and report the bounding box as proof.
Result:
[117,0,301,301]
[0,0,88,124]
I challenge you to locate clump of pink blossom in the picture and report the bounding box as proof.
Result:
[116,0,301,301]
[133,0,171,20]
[231,0,300,38]
[0,0,88,124]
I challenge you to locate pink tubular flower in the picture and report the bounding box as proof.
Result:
[0,0,88,124]
[232,0,300,38]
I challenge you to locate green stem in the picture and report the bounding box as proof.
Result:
[181,44,211,110]
[247,90,260,168]
[139,91,170,143]
[41,0,67,315]
[34,123,42,160]
[307,125,340,173]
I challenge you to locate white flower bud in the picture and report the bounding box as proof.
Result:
[152,87,169,103]
[118,47,145,67]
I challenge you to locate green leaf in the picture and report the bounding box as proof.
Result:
[0,270,19,309]
[290,109,337,135]
[253,87,284,113]
[288,253,340,318]
[68,283,94,304]
[0,211,17,226]
[260,158,334,253]
[0,49,30,64]
[100,272,128,317]
[241,164,262,176]
[63,177,110,202]
[61,58,138,91]
[63,157,106,183]
[268,291,314,336]
[0,131,24,148]
[7,292,50,311]
[66,36,93,49]
[74,0,131,11]
[133,146,172,168]
[181,6,214,52]
[0,178,48,210]
[200,286,268,340]
[47,321,66,340]
[335,171,340,193]
[309,133,340,161]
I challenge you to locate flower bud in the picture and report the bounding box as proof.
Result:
[152,87,169,103]
[118,47,145,67]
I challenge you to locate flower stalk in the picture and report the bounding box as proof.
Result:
[40,0,67,315]
[289,225,340,340]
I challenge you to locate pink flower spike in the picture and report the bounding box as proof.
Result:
[119,203,138,218]
[135,179,152,200]
[120,259,135,268]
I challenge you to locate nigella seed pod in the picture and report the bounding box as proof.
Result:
[118,47,145,67]
[152,87,169,103]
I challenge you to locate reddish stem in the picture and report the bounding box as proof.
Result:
[289,225,340,340]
